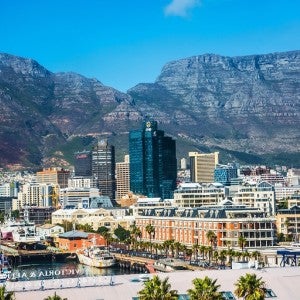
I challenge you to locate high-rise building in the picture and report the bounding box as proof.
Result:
[116,155,130,202]
[189,152,219,183]
[214,163,238,185]
[74,150,92,177]
[129,120,177,199]
[36,168,70,189]
[91,139,116,201]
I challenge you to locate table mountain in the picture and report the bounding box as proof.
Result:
[0,50,299,169]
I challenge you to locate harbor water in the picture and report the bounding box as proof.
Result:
[7,261,144,282]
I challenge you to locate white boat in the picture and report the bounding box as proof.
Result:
[153,258,188,272]
[77,246,117,268]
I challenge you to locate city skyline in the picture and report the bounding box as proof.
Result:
[1,0,299,91]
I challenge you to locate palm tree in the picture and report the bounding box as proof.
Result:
[206,230,217,264]
[145,223,155,254]
[44,292,67,300]
[187,276,223,300]
[0,286,15,300]
[138,275,178,300]
[238,235,247,252]
[234,273,266,300]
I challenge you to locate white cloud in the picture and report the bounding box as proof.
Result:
[164,0,200,17]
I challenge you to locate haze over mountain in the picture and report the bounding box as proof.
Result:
[0,51,299,169]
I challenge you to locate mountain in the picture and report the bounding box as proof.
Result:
[0,51,299,169]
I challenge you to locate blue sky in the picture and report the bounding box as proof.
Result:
[1,0,299,91]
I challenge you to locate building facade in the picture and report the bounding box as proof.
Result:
[36,168,70,189]
[74,150,92,177]
[116,155,130,202]
[91,140,116,201]
[135,201,276,248]
[129,120,177,199]
[214,163,238,186]
[173,182,225,207]
[189,152,219,183]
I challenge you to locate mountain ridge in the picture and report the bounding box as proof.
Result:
[0,50,299,169]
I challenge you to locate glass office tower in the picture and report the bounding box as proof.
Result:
[92,140,116,201]
[129,120,177,199]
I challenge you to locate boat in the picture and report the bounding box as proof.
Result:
[153,258,188,272]
[77,246,117,268]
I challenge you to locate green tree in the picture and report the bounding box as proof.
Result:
[97,226,111,246]
[138,275,178,300]
[0,286,15,300]
[145,223,155,254]
[187,276,223,300]
[114,225,130,242]
[234,273,266,300]
[206,230,217,264]
[238,235,247,252]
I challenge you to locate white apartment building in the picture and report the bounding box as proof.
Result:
[68,177,91,188]
[59,187,100,208]
[173,182,225,207]
[230,182,275,216]
[51,208,134,232]
[16,182,53,209]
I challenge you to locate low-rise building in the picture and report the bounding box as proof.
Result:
[57,231,105,252]
[173,182,225,207]
[51,208,133,232]
[135,200,276,248]
[276,206,300,237]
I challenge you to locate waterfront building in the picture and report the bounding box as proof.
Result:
[74,150,92,177]
[173,182,225,207]
[91,139,116,201]
[214,163,238,186]
[129,119,177,199]
[189,151,219,183]
[116,155,130,202]
[19,206,56,225]
[51,208,134,232]
[36,168,70,189]
[276,206,300,240]
[36,224,64,239]
[135,200,275,248]
[57,231,105,251]
[230,181,276,216]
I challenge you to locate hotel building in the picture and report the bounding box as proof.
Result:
[135,200,276,248]
[173,182,225,207]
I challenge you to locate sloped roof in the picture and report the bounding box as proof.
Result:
[59,230,88,239]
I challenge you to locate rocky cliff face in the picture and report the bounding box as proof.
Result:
[0,51,299,168]
[128,51,300,155]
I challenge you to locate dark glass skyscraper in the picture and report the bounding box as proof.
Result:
[92,140,116,200]
[129,120,177,199]
[74,150,92,177]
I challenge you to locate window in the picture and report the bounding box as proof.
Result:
[221,291,236,300]
[265,289,277,298]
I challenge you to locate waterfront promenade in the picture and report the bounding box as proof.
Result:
[5,266,300,299]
